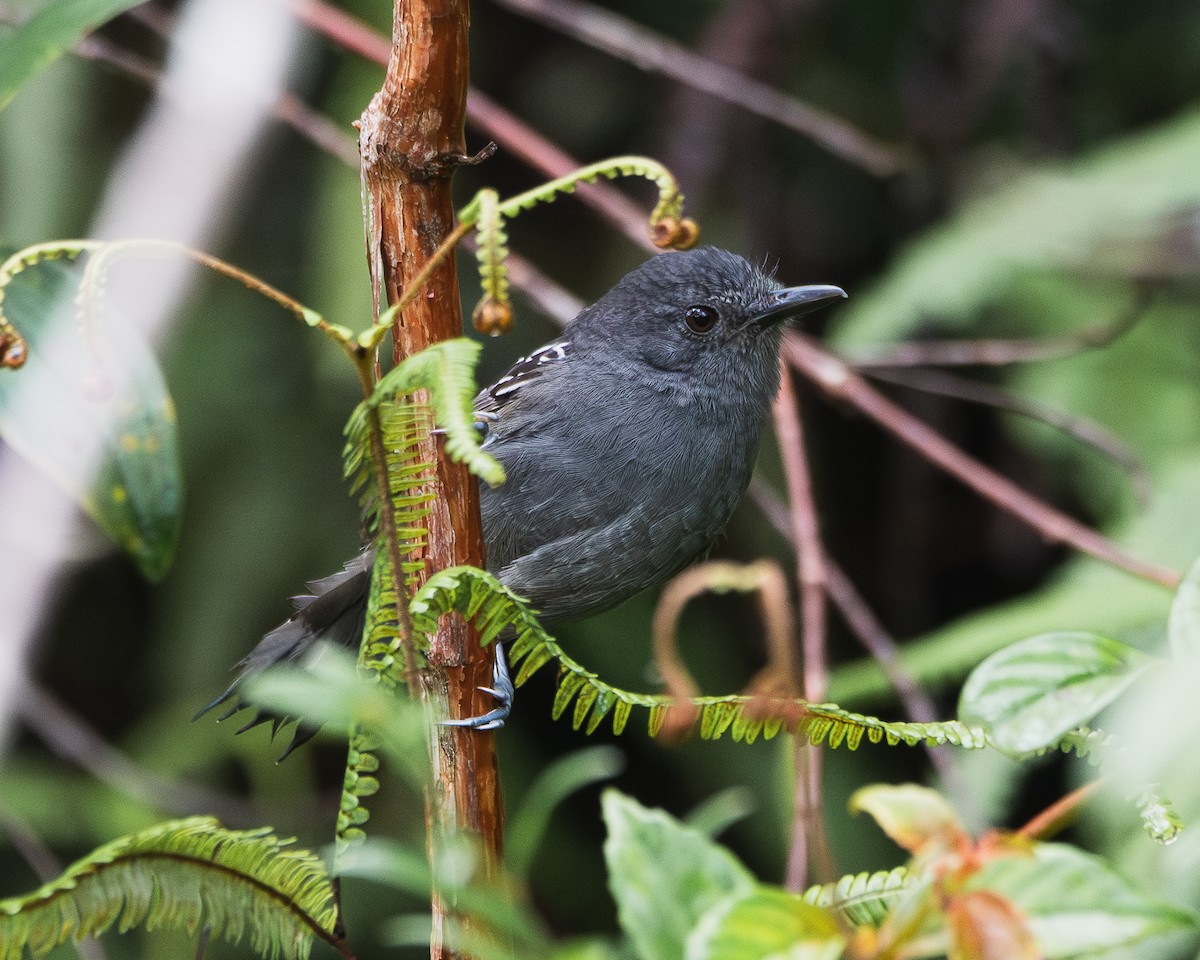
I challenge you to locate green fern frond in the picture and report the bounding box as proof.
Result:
[458,155,685,228]
[802,866,917,927]
[0,817,343,960]
[409,567,987,749]
[347,337,504,491]
[472,188,511,313]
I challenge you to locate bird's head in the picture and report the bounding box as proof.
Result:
[571,247,845,401]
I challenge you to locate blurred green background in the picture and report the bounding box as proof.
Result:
[3,0,1200,957]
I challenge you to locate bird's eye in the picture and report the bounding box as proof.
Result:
[684,305,718,333]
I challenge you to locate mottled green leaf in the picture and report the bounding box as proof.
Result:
[602,790,755,960]
[974,843,1193,956]
[958,631,1153,753]
[0,254,182,580]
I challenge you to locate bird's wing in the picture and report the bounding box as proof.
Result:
[494,504,713,624]
[474,339,571,419]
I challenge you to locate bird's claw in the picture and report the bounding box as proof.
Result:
[432,410,500,437]
[439,643,514,730]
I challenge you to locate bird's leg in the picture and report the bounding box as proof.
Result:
[431,410,499,436]
[439,642,513,730]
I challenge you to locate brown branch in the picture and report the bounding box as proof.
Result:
[490,0,908,177]
[772,364,827,703]
[357,5,502,960]
[845,287,1152,368]
[770,364,832,889]
[784,334,1181,589]
[746,477,968,793]
[862,365,1152,505]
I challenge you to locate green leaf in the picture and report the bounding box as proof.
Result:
[958,631,1154,754]
[973,843,1194,956]
[686,887,844,960]
[1168,552,1200,659]
[0,252,182,580]
[602,790,755,960]
[849,783,966,856]
[0,0,148,111]
[339,839,551,956]
[0,817,342,960]
[507,745,625,879]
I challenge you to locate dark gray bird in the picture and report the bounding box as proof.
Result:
[200,248,845,741]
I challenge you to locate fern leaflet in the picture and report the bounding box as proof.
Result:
[802,866,918,927]
[0,817,343,960]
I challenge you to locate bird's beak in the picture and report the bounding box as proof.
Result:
[755,284,847,328]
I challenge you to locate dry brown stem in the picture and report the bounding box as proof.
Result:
[356,3,503,957]
[784,334,1181,589]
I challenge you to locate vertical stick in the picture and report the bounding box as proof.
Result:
[772,363,833,889]
[357,3,504,958]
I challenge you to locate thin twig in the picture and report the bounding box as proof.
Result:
[0,812,111,960]
[821,558,976,813]
[293,0,657,250]
[845,287,1152,368]
[772,364,828,702]
[490,0,908,177]
[68,21,584,333]
[16,684,258,824]
[0,811,64,883]
[863,365,1152,505]
[771,364,832,889]
[821,560,940,726]
[784,334,1181,589]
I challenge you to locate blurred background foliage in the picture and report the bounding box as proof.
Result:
[2,0,1200,957]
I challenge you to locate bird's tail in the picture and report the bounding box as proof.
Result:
[194,548,374,758]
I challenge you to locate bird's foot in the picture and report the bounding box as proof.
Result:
[439,643,513,731]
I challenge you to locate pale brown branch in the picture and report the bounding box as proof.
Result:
[784,334,1181,589]
[490,0,908,177]
[845,287,1152,368]
[772,364,827,702]
[17,684,258,824]
[770,364,831,889]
